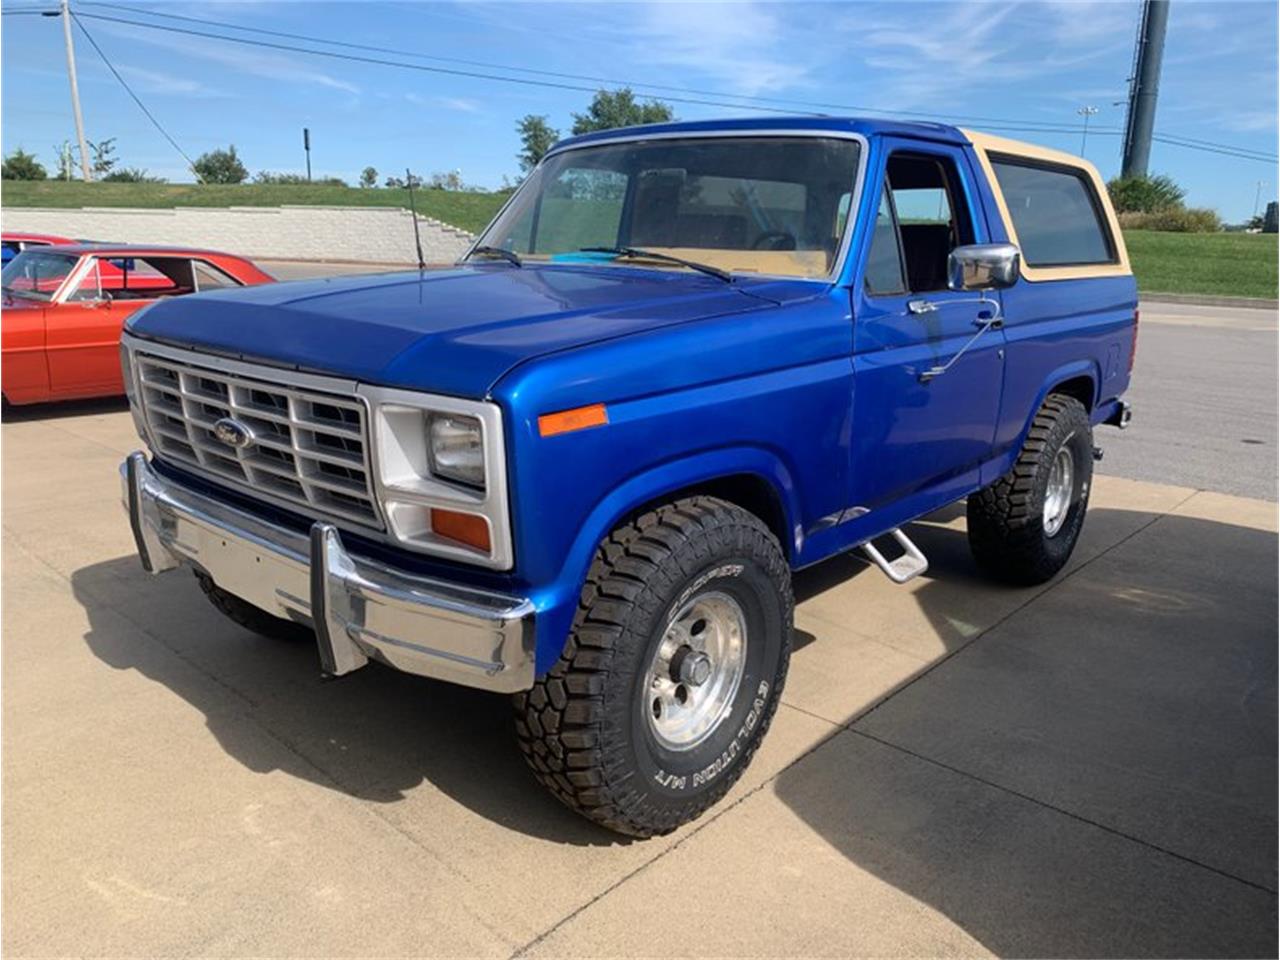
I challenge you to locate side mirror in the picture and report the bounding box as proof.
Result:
[947,243,1020,291]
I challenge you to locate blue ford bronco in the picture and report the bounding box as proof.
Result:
[121,117,1136,836]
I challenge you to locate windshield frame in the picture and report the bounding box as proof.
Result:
[0,250,90,302]
[467,128,870,284]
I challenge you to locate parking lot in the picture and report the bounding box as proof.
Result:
[2,288,1276,956]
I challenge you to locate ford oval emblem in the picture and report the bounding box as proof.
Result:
[213,417,254,450]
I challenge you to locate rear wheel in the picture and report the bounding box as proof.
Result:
[514,496,792,837]
[194,570,312,641]
[967,394,1093,585]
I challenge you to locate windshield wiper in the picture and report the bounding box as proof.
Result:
[579,247,733,283]
[469,245,522,267]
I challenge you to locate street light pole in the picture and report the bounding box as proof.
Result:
[57,0,92,182]
[1077,105,1099,156]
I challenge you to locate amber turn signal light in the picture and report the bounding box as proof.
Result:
[538,403,608,437]
[430,508,491,553]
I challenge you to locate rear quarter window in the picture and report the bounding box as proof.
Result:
[990,157,1115,267]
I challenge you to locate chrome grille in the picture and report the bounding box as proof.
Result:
[135,352,382,529]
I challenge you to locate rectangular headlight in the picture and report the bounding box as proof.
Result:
[363,387,513,570]
[429,413,485,489]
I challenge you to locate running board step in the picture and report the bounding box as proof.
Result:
[861,528,929,584]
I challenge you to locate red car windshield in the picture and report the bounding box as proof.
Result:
[1,251,80,301]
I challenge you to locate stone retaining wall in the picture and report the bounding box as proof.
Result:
[0,205,475,264]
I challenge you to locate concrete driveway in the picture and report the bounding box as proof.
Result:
[2,401,1276,958]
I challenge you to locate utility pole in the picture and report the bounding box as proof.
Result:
[1077,105,1099,156]
[52,0,92,182]
[303,127,312,182]
[1121,0,1170,178]
[1253,180,1265,218]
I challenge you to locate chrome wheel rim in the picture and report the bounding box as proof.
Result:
[1043,446,1075,537]
[644,590,747,752]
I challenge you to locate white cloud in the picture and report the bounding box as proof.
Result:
[95,20,360,95]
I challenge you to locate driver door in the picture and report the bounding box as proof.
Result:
[46,258,132,398]
[849,142,1006,513]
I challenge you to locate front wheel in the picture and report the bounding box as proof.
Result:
[967,394,1093,585]
[514,496,792,837]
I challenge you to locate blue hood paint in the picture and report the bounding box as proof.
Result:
[128,264,778,398]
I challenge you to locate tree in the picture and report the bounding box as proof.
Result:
[360,166,378,188]
[90,138,118,177]
[52,141,75,180]
[516,115,559,172]
[2,148,48,180]
[570,88,674,136]
[428,169,464,191]
[103,167,163,183]
[1107,173,1185,214]
[193,145,248,184]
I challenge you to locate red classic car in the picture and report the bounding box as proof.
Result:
[2,245,274,405]
[2,232,82,266]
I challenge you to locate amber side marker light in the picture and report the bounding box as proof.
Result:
[538,403,609,437]
[430,508,492,553]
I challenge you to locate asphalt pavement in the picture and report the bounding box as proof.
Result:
[1104,301,1278,500]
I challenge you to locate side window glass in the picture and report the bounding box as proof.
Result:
[193,261,241,290]
[67,260,103,301]
[864,185,907,296]
[990,158,1114,266]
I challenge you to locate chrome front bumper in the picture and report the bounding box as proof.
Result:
[121,452,536,692]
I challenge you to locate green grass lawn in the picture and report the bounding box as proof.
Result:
[0,180,509,234]
[1123,229,1278,299]
[3,183,1276,298]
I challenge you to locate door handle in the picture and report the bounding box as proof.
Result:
[907,299,937,314]
[973,313,1003,329]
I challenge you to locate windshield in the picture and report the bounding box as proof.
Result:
[1,251,80,300]
[474,136,861,279]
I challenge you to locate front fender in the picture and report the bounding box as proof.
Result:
[527,445,799,675]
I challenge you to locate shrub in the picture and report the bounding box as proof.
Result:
[102,167,163,183]
[1118,207,1221,233]
[1107,174,1186,214]
[193,145,248,184]
[2,148,48,180]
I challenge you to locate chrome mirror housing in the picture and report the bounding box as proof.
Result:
[947,243,1021,291]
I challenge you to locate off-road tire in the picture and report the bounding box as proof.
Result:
[195,570,312,641]
[514,496,793,838]
[967,394,1093,585]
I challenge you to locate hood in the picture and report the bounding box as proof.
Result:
[127,264,778,398]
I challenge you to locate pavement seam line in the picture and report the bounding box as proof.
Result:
[848,488,1202,729]
[508,702,844,959]
[511,493,1206,953]
[850,727,1278,896]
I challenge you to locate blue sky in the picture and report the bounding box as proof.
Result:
[3,0,1276,220]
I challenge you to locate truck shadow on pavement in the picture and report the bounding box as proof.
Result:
[780,508,1278,958]
[69,505,1278,948]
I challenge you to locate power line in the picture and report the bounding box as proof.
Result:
[74,3,1125,135]
[28,4,1279,166]
[70,12,201,179]
[1151,134,1278,163]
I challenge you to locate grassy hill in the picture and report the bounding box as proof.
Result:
[3,182,1276,298]
[0,181,509,234]
[1123,229,1277,299]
